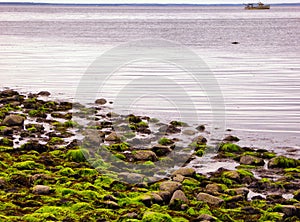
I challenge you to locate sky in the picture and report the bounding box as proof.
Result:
[0,0,299,4]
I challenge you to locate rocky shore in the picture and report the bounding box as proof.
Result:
[0,88,300,221]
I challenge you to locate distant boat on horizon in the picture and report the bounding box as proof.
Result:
[244,2,270,10]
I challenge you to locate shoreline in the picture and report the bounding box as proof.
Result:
[1,3,300,7]
[0,88,300,221]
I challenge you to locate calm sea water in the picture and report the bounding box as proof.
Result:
[0,5,299,157]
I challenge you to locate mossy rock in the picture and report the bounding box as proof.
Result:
[23,206,76,222]
[141,211,173,222]
[0,146,14,152]
[219,143,242,152]
[66,149,89,162]
[0,137,13,147]
[48,137,64,145]
[158,137,174,146]
[109,142,130,152]
[268,156,300,168]
[13,161,45,170]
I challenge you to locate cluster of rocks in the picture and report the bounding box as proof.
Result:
[0,89,299,221]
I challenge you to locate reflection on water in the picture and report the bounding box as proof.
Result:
[0,5,299,156]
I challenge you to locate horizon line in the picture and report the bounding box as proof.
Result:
[0,2,300,6]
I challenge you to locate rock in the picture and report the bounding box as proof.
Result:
[150,193,164,204]
[231,41,239,44]
[226,188,249,198]
[158,125,181,134]
[268,156,300,168]
[0,89,19,97]
[196,125,205,132]
[195,214,216,221]
[294,189,300,201]
[32,185,50,195]
[103,195,118,202]
[225,195,244,204]
[0,178,7,189]
[279,205,300,217]
[21,140,49,153]
[172,168,195,177]
[0,126,13,136]
[119,172,144,183]
[127,212,138,219]
[223,135,240,142]
[193,136,207,145]
[223,170,240,180]
[157,191,171,202]
[37,91,51,96]
[240,155,264,166]
[169,190,189,208]
[182,130,196,136]
[104,200,119,209]
[196,193,224,206]
[159,181,182,195]
[172,174,185,183]
[241,206,261,214]
[206,183,223,194]
[219,143,242,152]
[2,114,25,127]
[151,144,172,156]
[105,132,121,142]
[133,150,158,162]
[95,98,107,105]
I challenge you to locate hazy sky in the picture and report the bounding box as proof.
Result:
[0,0,299,4]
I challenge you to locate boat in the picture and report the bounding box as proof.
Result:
[244,2,270,10]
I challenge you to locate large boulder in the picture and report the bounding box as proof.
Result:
[268,156,300,168]
[2,114,25,127]
[196,193,224,206]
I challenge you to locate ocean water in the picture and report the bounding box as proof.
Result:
[0,5,299,157]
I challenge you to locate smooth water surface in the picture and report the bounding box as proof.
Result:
[0,5,299,156]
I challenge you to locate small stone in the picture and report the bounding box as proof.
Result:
[169,190,189,207]
[182,130,196,136]
[105,132,121,142]
[193,135,207,145]
[240,155,264,166]
[32,185,50,195]
[196,125,205,132]
[104,200,119,209]
[95,98,107,105]
[127,212,138,219]
[151,144,172,156]
[37,91,51,96]
[172,168,195,177]
[226,188,249,198]
[195,214,216,222]
[223,135,240,142]
[196,193,224,206]
[133,150,158,162]
[2,114,25,127]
